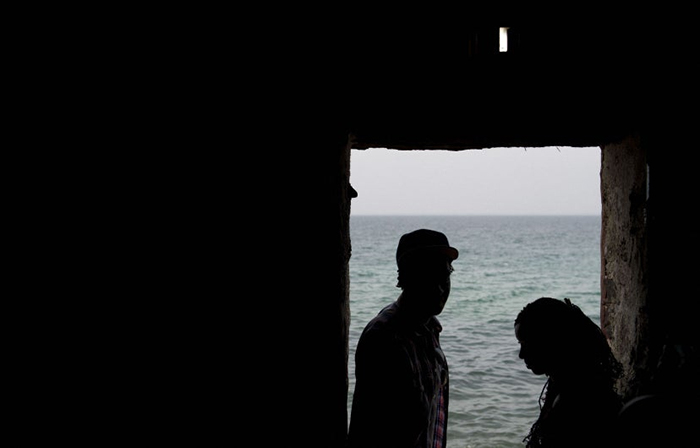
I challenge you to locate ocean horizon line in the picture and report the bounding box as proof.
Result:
[351,213,602,217]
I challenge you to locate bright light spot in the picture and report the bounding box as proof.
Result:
[499,27,509,52]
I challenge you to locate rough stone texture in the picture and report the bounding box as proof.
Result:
[600,135,649,400]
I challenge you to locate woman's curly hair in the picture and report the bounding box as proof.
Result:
[515,297,623,447]
[515,297,622,382]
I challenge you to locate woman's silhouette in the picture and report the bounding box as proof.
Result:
[514,297,623,448]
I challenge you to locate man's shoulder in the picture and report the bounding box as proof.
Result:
[360,302,400,338]
[366,301,399,325]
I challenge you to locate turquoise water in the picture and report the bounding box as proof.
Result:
[348,215,602,448]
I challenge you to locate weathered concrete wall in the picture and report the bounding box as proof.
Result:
[601,134,649,400]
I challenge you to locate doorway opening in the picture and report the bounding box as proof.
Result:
[347,146,602,447]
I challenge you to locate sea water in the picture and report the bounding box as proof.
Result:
[348,215,602,448]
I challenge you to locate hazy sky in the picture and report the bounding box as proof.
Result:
[350,146,601,215]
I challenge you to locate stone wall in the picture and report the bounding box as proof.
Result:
[601,135,649,400]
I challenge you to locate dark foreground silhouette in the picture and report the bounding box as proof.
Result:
[515,297,623,448]
[348,229,458,448]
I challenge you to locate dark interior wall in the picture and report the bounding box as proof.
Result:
[180,128,353,447]
[314,136,353,447]
[264,132,353,448]
[349,22,641,150]
[644,127,700,398]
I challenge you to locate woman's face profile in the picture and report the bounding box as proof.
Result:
[515,323,554,375]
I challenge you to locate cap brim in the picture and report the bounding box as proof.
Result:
[441,246,459,261]
[399,245,459,262]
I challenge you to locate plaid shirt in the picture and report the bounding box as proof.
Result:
[433,385,446,448]
[348,302,449,448]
